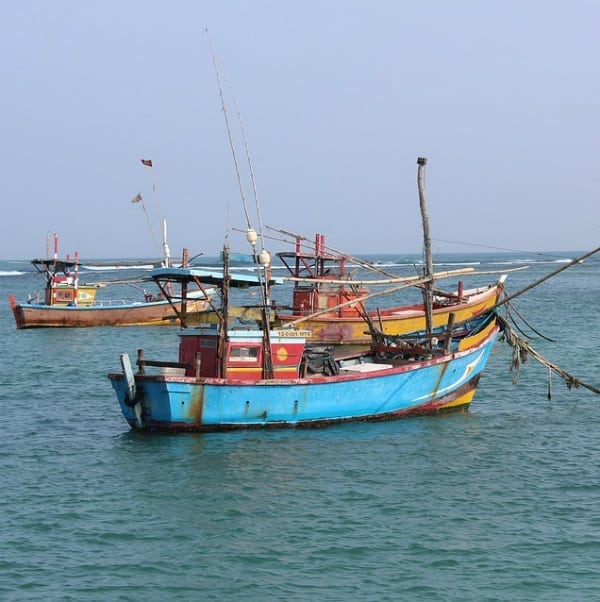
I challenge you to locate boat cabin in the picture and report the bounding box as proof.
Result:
[31,258,103,306]
[47,277,102,307]
[179,327,310,380]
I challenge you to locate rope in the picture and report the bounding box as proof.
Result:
[504,300,555,342]
[497,315,600,395]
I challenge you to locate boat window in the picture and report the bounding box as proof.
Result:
[229,345,260,363]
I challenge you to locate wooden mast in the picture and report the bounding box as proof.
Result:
[417,157,433,339]
[218,241,230,379]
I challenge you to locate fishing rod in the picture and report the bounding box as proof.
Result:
[206,29,274,377]
[206,31,252,232]
[227,69,273,321]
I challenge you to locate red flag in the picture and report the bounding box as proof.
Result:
[141,159,153,167]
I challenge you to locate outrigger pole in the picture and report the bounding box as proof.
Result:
[493,244,600,309]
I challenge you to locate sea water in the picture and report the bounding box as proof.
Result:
[1,251,600,601]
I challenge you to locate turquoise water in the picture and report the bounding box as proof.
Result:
[2,252,600,601]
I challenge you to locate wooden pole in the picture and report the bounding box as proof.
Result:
[494,244,600,308]
[219,243,230,379]
[282,268,474,327]
[417,157,433,338]
[444,312,456,352]
[180,248,188,327]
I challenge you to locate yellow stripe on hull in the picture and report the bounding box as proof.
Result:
[437,388,477,411]
[277,285,501,344]
[457,318,498,351]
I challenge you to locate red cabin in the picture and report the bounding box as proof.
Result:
[179,329,309,380]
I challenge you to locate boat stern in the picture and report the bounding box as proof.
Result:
[8,295,25,329]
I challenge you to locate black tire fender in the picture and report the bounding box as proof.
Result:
[124,385,143,408]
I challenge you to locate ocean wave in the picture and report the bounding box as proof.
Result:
[0,270,26,277]
[82,264,155,271]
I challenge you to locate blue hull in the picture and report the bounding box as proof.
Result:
[109,328,498,432]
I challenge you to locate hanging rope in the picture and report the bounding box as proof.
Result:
[497,315,600,395]
[503,299,555,342]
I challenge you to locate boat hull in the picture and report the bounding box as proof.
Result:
[9,295,210,329]
[108,326,499,432]
[275,284,501,344]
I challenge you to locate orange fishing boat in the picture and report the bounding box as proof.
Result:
[272,233,505,345]
[9,235,212,329]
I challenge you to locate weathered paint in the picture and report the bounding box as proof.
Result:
[50,284,101,307]
[274,232,505,345]
[274,284,503,345]
[9,296,210,329]
[179,329,307,381]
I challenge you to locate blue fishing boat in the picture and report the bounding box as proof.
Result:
[108,241,501,432]
[108,155,503,432]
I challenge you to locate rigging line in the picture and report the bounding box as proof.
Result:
[504,299,555,342]
[504,303,537,341]
[246,226,501,277]
[204,32,270,357]
[266,225,513,299]
[432,238,568,259]
[206,29,252,231]
[281,267,474,286]
[225,202,231,246]
[498,316,600,395]
[224,73,271,315]
[266,225,401,280]
[494,245,600,308]
[281,269,475,326]
[138,198,162,259]
[226,77,267,251]
[147,165,164,254]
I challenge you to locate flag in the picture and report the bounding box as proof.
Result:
[141,159,153,167]
[131,192,142,204]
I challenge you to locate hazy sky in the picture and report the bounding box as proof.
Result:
[2,1,599,260]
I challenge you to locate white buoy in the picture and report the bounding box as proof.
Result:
[246,228,258,247]
[258,249,271,266]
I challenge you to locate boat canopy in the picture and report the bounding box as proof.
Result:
[31,258,78,271]
[150,266,283,289]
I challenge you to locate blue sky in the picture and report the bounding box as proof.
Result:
[1,1,599,260]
